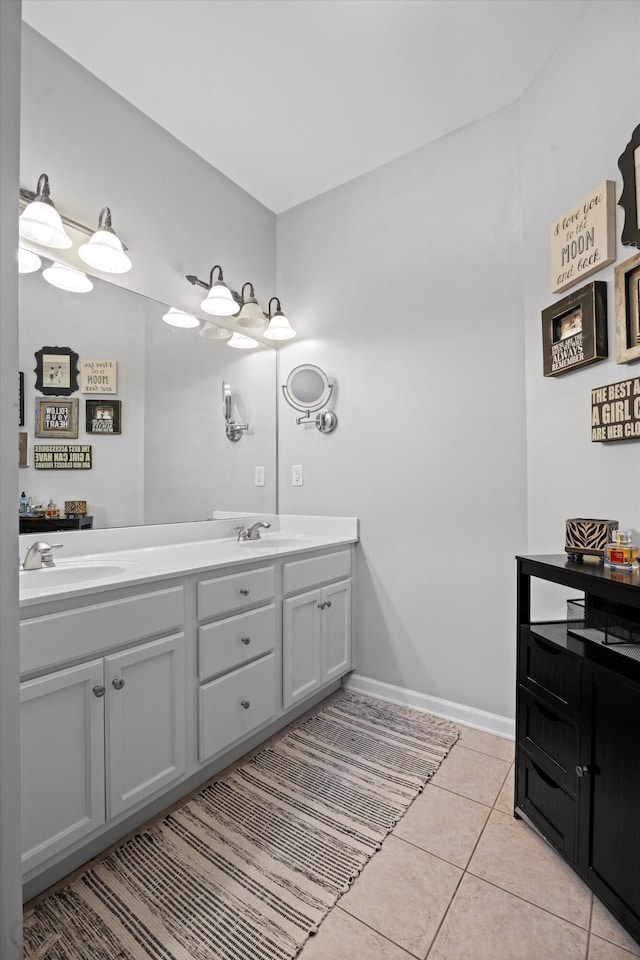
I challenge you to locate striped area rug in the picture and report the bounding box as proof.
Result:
[23,692,458,960]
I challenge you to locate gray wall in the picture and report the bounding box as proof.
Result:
[1,3,24,956]
[277,104,527,719]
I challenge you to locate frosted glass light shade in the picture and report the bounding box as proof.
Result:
[236,299,267,329]
[162,307,200,328]
[18,248,42,273]
[42,262,93,293]
[200,281,239,317]
[78,229,132,274]
[19,200,72,249]
[264,312,296,340]
[227,332,258,349]
[199,320,232,340]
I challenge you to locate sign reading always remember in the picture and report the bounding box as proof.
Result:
[34,444,93,469]
[551,181,615,294]
[592,377,640,442]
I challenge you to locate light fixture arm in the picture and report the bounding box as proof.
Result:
[185,267,242,305]
[97,207,115,234]
[241,281,255,302]
[34,173,53,206]
[208,264,224,286]
[268,296,282,317]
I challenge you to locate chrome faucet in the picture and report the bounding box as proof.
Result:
[246,521,272,541]
[22,541,63,570]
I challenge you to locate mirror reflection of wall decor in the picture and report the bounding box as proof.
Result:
[542,281,608,377]
[19,372,24,426]
[282,364,338,433]
[614,252,640,364]
[81,359,117,394]
[34,444,92,470]
[618,123,640,249]
[34,398,79,438]
[222,381,249,442]
[34,345,79,396]
[86,399,122,434]
[19,432,27,468]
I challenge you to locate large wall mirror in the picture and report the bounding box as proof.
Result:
[19,260,277,528]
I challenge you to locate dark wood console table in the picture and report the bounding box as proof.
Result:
[19,516,93,534]
[516,555,640,944]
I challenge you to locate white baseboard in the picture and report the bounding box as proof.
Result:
[344,673,515,740]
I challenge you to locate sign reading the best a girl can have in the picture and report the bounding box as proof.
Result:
[551,181,616,294]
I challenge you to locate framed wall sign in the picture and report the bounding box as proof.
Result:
[19,371,24,426]
[34,444,92,469]
[34,346,79,396]
[86,399,122,434]
[542,280,608,377]
[35,398,79,438]
[19,432,27,468]
[614,252,640,364]
[618,123,640,249]
[81,359,117,394]
[550,181,616,294]
[592,376,640,442]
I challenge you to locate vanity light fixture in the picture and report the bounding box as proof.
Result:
[19,173,72,249]
[162,307,200,328]
[18,247,42,274]
[227,332,259,349]
[198,265,239,317]
[264,297,296,340]
[200,320,233,340]
[78,207,132,274]
[42,261,93,293]
[236,282,267,329]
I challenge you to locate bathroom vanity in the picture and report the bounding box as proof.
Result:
[515,555,640,944]
[19,515,357,898]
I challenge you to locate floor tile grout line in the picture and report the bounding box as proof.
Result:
[332,904,424,960]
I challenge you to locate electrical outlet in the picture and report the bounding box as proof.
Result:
[292,464,303,486]
[255,466,265,486]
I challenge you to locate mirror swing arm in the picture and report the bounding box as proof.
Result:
[222,381,249,442]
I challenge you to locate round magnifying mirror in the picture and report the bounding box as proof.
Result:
[283,364,333,412]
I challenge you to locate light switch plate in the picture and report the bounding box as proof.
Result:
[292,464,303,486]
[255,466,265,486]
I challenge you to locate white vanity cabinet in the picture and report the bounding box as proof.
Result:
[20,586,187,873]
[282,551,352,709]
[197,564,278,762]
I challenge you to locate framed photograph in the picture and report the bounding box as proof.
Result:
[85,399,122,434]
[618,123,640,249]
[34,345,79,396]
[542,280,608,377]
[35,398,79,438]
[19,432,27,468]
[19,371,24,426]
[614,252,640,364]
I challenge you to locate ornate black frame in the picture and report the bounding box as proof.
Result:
[34,345,79,396]
[618,123,640,249]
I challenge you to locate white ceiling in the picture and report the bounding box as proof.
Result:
[22,0,588,214]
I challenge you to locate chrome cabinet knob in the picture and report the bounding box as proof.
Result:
[575,764,590,777]
[112,678,125,690]
[93,685,106,698]
[240,588,249,596]
[241,699,251,710]
[241,636,251,645]
[326,600,332,608]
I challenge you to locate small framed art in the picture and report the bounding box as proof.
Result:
[85,399,122,434]
[614,252,640,364]
[35,398,79,438]
[542,280,608,377]
[34,346,79,396]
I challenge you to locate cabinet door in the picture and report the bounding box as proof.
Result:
[21,660,106,872]
[283,589,322,709]
[578,665,640,933]
[105,633,186,819]
[323,579,351,682]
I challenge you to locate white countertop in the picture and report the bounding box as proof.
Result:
[19,515,359,608]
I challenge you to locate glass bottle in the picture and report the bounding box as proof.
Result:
[604,530,639,569]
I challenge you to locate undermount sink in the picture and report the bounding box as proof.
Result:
[19,561,134,589]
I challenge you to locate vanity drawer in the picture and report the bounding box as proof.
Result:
[516,751,577,863]
[198,565,275,621]
[21,586,185,676]
[198,604,276,681]
[520,628,581,719]
[198,653,277,762]
[283,550,351,596]
[518,687,578,793]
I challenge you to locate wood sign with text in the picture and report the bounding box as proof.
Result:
[81,359,117,394]
[33,444,93,469]
[551,181,616,294]
[591,376,640,442]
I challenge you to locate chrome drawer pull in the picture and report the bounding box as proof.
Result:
[318,602,325,609]
[112,678,125,690]
[92,685,106,698]
[240,588,250,596]
[241,636,251,645]
[241,699,251,710]
[575,764,589,778]
[326,600,332,608]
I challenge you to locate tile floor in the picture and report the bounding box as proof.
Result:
[298,722,640,960]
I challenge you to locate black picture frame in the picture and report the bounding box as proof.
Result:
[19,371,24,426]
[34,345,79,396]
[85,399,122,434]
[618,123,640,249]
[542,280,608,377]
[614,251,640,364]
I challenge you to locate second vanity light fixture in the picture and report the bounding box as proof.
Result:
[186,266,296,343]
